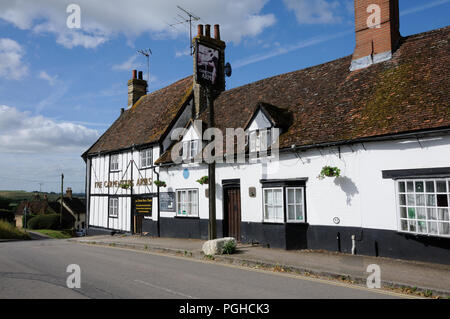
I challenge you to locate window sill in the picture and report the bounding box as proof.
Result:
[397,230,450,239]
[175,215,200,219]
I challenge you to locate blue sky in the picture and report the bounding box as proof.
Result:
[0,0,449,193]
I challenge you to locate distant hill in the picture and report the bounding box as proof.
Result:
[0,191,84,205]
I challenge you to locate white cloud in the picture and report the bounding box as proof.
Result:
[38,70,58,86]
[234,29,352,68]
[112,55,141,71]
[0,105,99,153]
[0,38,28,80]
[0,0,276,49]
[283,0,342,24]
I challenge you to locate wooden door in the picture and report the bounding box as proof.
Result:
[224,187,241,241]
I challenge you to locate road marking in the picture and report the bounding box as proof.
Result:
[134,279,196,299]
[76,242,421,299]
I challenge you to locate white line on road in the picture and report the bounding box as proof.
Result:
[134,279,196,299]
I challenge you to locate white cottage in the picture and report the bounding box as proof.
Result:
[83,0,450,264]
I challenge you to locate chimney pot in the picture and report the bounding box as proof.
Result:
[205,24,211,38]
[214,25,220,40]
[197,24,204,37]
[138,71,143,80]
[132,69,137,79]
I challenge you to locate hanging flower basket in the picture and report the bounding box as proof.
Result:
[119,182,132,189]
[318,166,341,179]
[196,176,209,185]
[154,180,167,188]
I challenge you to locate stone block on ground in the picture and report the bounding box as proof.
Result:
[202,237,236,255]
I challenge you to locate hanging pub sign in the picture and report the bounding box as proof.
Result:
[134,197,152,216]
[195,40,224,91]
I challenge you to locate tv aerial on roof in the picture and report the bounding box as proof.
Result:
[169,5,201,56]
[137,48,152,88]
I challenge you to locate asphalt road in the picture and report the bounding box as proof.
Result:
[0,239,410,299]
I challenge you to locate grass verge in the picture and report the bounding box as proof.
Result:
[32,229,73,239]
[0,220,30,240]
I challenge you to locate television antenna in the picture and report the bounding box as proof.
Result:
[137,48,152,87]
[169,5,200,55]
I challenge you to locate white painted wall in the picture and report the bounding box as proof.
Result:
[88,146,161,231]
[159,134,450,233]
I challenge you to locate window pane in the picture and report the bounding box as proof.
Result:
[274,189,282,205]
[438,208,449,221]
[415,181,424,193]
[399,194,406,206]
[287,189,294,204]
[425,181,435,193]
[408,207,415,219]
[436,181,447,193]
[417,208,426,220]
[295,189,302,203]
[400,207,407,218]
[427,208,437,220]
[295,205,303,221]
[288,205,295,220]
[417,221,427,233]
[416,194,425,206]
[426,194,436,207]
[407,194,415,206]
[264,190,272,205]
[437,194,448,207]
[407,182,414,192]
[275,206,283,221]
[408,220,416,232]
[428,222,438,234]
[398,182,405,193]
[438,223,450,235]
[401,220,408,231]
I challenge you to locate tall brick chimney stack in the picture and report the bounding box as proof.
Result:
[127,69,147,108]
[66,187,72,199]
[350,0,401,71]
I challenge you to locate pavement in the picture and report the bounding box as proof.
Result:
[69,234,450,298]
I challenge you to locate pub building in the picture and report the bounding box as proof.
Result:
[83,0,450,264]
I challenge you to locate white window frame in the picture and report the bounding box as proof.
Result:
[110,154,120,172]
[109,197,119,218]
[176,189,199,217]
[140,148,153,168]
[263,187,284,223]
[286,187,305,223]
[249,129,272,153]
[182,140,200,160]
[396,178,450,237]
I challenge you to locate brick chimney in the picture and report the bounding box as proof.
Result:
[350,0,400,71]
[66,187,72,199]
[127,69,147,107]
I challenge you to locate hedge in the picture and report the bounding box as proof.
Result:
[28,214,61,230]
[0,209,14,223]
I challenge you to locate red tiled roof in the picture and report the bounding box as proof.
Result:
[84,76,193,156]
[86,26,450,161]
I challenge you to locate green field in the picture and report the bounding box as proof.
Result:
[32,229,73,239]
[0,191,60,203]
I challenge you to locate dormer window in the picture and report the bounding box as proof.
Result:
[182,140,200,160]
[249,129,272,153]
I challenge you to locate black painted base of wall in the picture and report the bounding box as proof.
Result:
[142,217,223,240]
[240,223,450,265]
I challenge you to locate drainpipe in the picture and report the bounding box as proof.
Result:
[351,235,356,255]
[153,165,161,237]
